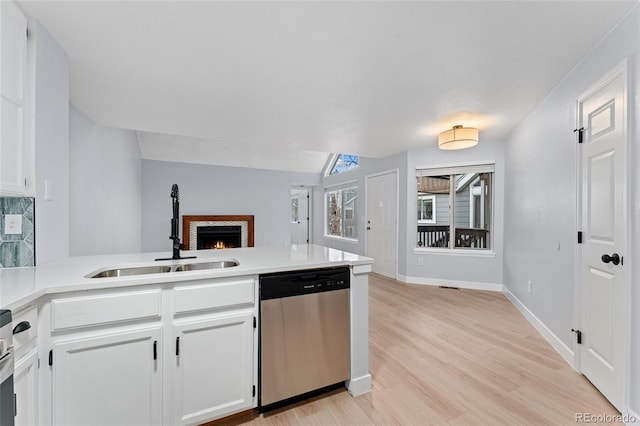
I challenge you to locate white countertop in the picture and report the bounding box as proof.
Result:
[0,244,373,311]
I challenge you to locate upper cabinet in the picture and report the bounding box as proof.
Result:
[1,1,32,196]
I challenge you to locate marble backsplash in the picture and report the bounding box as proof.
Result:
[0,197,35,267]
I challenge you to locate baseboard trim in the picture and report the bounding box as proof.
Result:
[347,374,372,396]
[502,287,575,367]
[397,274,503,292]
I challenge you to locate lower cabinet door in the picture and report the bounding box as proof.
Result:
[173,312,254,426]
[53,327,162,426]
[14,349,38,426]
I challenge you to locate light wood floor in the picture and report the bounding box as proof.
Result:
[214,273,619,425]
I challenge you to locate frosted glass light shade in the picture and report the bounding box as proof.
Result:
[438,125,479,150]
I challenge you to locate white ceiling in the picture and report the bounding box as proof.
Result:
[17,0,638,173]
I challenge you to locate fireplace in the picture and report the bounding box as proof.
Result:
[183,215,254,250]
[197,226,241,250]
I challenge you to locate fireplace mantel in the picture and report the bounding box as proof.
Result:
[183,215,254,250]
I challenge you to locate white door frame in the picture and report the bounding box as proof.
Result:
[365,168,399,279]
[573,57,630,413]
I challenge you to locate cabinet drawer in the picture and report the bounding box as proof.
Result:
[174,279,254,314]
[51,289,162,331]
[13,305,37,351]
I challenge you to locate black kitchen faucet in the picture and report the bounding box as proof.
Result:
[155,184,196,261]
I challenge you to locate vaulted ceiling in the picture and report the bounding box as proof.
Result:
[17,1,638,172]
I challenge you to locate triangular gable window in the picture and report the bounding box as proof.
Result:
[325,154,359,176]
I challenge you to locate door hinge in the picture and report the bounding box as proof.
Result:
[571,328,582,344]
[176,337,180,356]
[252,385,256,397]
[153,340,158,360]
[253,316,256,329]
[577,231,583,244]
[26,27,29,38]
[573,127,585,144]
[48,349,53,366]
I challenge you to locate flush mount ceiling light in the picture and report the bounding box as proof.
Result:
[438,125,479,150]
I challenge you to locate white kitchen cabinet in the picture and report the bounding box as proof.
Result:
[52,327,163,426]
[13,304,38,426]
[14,348,38,426]
[0,1,30,195]
[172,311,255,426]
[40,276,258,425]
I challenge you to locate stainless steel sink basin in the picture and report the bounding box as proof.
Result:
[174,260,239,271]
[88,260,239,278]
[90,265,172,278]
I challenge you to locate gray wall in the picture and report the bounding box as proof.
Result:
[503,5,640,415]
[33,21,69,265]
[141,160,320,253]
[69,106,142,255]
[405,141,505,285]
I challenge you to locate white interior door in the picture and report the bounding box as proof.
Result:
[577,60,628,411]
[290,188,310,244]
[366,171,397,278]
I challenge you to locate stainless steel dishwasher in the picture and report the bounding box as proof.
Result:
[259,267,350,411]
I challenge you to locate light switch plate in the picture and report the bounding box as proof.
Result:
[44,179,54,201]
[4,214,22,235]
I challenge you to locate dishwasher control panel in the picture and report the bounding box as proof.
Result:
[259,267,350,300]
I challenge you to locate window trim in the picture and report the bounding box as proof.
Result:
[415,162,494,251]
[324,153,360,177]
[417,194,436,224]
[324,184,359,241]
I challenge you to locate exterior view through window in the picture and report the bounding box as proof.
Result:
[416,164,493,250]
[290,196,299,223]
[326,186,358,240]
[328,154,359,175]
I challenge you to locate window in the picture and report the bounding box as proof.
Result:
[325,186,358,240]
[416,164,494,250]
[325,154,359,176]
[290,196,299,223]
[417,194,436,224]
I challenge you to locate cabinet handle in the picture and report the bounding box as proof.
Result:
[153,341,157,360]
[13,321,31,335]
[176,337,180,356]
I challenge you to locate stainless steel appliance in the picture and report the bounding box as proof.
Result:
[0,309,14,426]
[259,267,350,411]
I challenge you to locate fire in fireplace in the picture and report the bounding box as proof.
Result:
[197,225,242,250]
[182,215,255,250]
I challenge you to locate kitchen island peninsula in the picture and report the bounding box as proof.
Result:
[0,244,373,425]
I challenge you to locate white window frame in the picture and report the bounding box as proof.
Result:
[324,182,358,242]
[415,163,494,253]
[417,194,436,224]
[323,153,359,177]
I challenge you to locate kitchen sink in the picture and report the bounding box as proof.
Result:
[174,260,239,271]
[89,265,172,278]
[88,260,239,278]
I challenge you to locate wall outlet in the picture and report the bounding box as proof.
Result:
[418,257,424,266]
[4,214,22,235]
[527,280,533,293]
